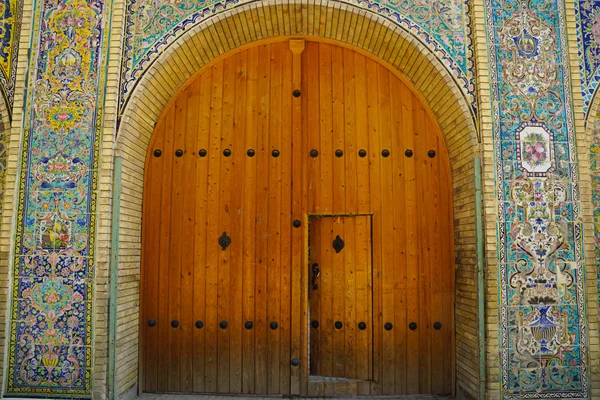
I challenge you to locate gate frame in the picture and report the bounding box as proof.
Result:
[109,3,485,399]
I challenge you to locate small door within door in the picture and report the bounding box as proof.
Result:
[309,215,373,380]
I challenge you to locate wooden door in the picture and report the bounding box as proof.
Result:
[309,215,373,381]
[141,38,455,396]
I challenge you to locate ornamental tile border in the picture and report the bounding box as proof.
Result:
[5,0,112,394]
[0,0,23,114]
[485,0,587,398]
[118,0,476,118]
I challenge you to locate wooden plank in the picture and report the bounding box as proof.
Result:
[414,99,431,394]
[192,69,213,393]
[142,117,165,392]
[242,47,258,394]
[217,54,236,393]
[377,65,395,395]
[204,61,224,392]
[332,217,345,378]
[167,94,186,392]
[306,42,320,215]
[426,117,444,395]
[401,83,420,395]
[343,216,357,380]
[390,75,408,395]
[289,38,305,395]
[181,83,199,392]
[309,218,322,375]
[156,107,175,392]
[352,52,372,395]
[229,50,247,394]
[365,57,382,396]
[254,43,271,394]
[267,41,283,395]
[279,43,293,395]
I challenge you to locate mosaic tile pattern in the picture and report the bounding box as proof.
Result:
[591,112,600,361]
[5,0,111,394]
[0,0,21,111]
[575,0,600,118]
[485,0,588,398]
[119,0,475,116]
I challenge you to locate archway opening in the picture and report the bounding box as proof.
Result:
[139,38,455,396]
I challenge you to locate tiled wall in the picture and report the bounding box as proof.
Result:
[3,0,112,394]
[485,0,588,397]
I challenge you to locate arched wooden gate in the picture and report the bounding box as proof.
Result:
[140,38,455,396]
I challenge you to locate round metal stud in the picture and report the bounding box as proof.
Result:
[270,322,279,330]
[310,149,319,158]
[247,149,255,157]
[153,149,162,158]
[335,149,343,158]
[175,149,184,157]
[293,220,302,228]
[245,321,253,330]
[291,358,300,366]
[358,149,367,158]
[292,89,301,98]
[334,321,343,330]
[199,149,207,157]
[358,322,367,330]
[220,321,228,329]
[405,149,413,158]
[195,320,204,329]
[148,319,157,327]
[433,321,442,330]
[311,320,319,329]
[428,150,436,158]
[384,322,393,331]
[171,320,179,328]
[409,322,417,331]
[223,149,232,157]
[272,149,280,158]
[381,149,390,158]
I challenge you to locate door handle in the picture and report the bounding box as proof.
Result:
[312,263,320,290]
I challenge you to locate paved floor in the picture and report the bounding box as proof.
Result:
[139,394,451,400]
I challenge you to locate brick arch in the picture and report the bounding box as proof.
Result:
[113,3,481,398]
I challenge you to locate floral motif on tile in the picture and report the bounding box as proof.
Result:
[119,0,475,116]
[5,0,111,394]
[486,0,587,397]
[574,0,600,118]
[0,0,21,111]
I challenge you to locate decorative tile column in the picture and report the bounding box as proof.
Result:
[485,0,588,397]
[5,0,111,394]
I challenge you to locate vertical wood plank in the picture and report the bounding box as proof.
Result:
[205,62,224,393]
[279,44,294,395]
[217,54,236,393]
[289,38,305,395]
[242,47,258,394]
[267,41,283,395]
[168,97,186,391]
[401,83,420,395]
[157,107,175,392]
[254,43,271,394]
[378,65,395,395]
[390,76,408,395]
[366,57,382,396]
[181,83,199,392]
[192,70,213,393]
[229,50,247,394]
[414,98,431,394]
